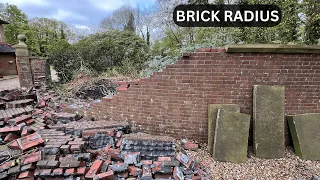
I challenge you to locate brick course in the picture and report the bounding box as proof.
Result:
[89,49,320,143]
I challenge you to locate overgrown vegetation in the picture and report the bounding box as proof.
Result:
[48,31,149,82]
[0,0,319,83]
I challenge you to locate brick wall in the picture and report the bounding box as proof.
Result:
[0,53,17,76]
[89,48,320,144]
[30,58,48,85]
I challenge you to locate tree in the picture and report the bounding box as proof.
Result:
[101,5,137,31]
[28,17,71,56]
[0,3,29,45]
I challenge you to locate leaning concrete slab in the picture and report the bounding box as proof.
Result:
[288,114,320,160]
[213,109,250,163]
[208,104,240,155]
[253,85,285,159]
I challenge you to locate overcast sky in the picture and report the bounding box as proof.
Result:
[0,0,156,29]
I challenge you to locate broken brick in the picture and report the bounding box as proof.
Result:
[176,152,194,169]
[85,160,103,179]
[96,170,114,180]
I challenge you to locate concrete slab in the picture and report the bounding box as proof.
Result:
[253,85,285,159]
[208,104,240,155]
[288,113,320,160]
[213,109,250,163]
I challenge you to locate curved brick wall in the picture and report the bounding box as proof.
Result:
[89,48,320,143]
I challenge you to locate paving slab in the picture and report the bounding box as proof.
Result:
[213,109,250,163]
[253,85,285,159]
[288,113,320,160]
[208,104,240,155]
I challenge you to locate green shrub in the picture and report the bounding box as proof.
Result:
[48,30,149,82]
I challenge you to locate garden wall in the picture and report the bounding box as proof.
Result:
[89,44,320,144]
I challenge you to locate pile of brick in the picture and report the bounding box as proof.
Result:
[0,85,209,179]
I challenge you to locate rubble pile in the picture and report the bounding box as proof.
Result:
[73,79,118,100]
[0,85,209,179]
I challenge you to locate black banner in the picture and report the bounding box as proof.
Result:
[173,5,282,27]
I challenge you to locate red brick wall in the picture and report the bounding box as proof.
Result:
[89,49,320,143]
[0,53,17,76]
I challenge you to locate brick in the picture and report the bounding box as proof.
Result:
[46,160,59,168]
[0,126,21,133]
[76,167,88,175]
[64,168,75,176]
[52,168,64,176]
[128,166,142,177]
[15,132,45,151]
[18,170,34,179]
[158,156,172,162]
[96,170,114,180]
[85,160,103,179]
[4,133,20,143]
[8,165,20,175]
[184,142,199,150]
[60,145,70,154]
[39,169,52,176]
[20,163,36,172]
[20,151,43,165]
[36,160,48,168]
[155,174,173,179]
[0,161,15,170]
[104,144,112,154]
[176,152,193,169]
[70,144,81,153]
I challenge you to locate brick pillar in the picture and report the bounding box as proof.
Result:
[14,34,33,88]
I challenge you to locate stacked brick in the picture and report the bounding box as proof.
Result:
[121,133,175,160]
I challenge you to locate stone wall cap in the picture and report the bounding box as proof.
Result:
[225,44,320,54]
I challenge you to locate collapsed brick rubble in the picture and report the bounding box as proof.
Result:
[0,84,208,180]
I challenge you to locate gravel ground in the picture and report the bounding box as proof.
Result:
[187,145,320,180]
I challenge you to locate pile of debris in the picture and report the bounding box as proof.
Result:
[0,84,208,179]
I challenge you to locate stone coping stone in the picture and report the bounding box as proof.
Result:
[253,85,285,159]
[207,104,240,155]
[225,44,320,54]
[213,109,250,163]
[288,113,320,160]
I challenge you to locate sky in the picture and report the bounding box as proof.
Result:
[0,0,156,29]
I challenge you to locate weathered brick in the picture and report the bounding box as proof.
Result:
[85,160,103,179]
[96,170,114,180]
